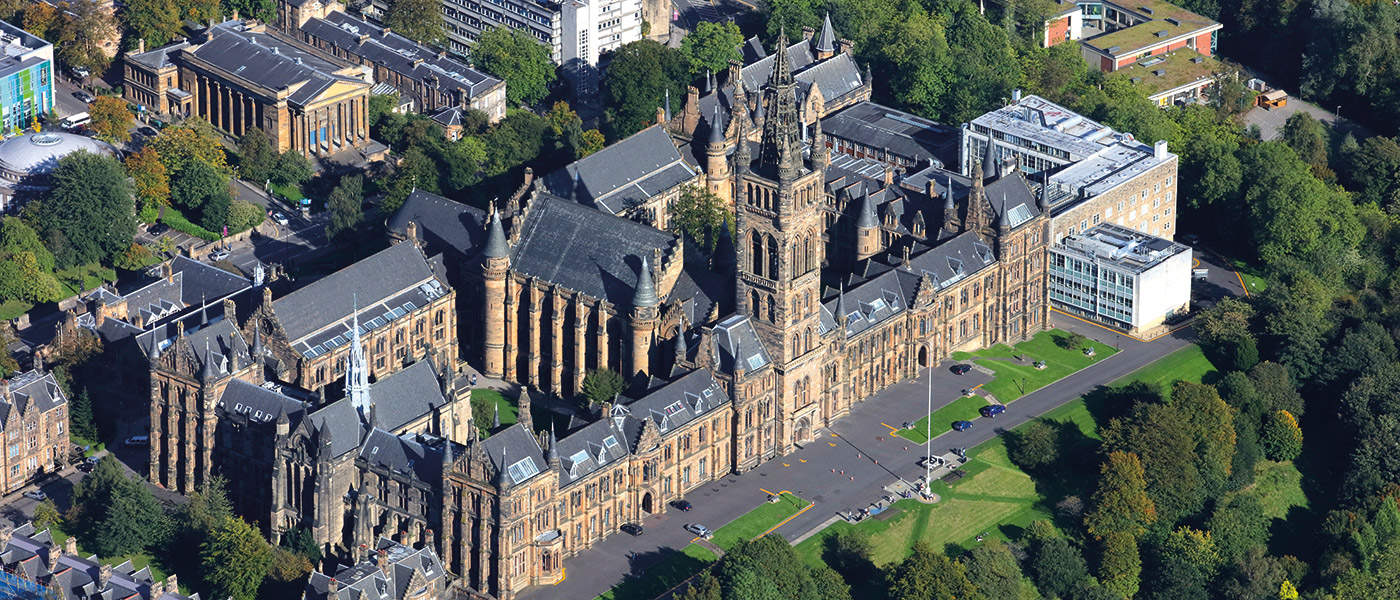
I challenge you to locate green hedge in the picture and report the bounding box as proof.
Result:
[140,205,219,242]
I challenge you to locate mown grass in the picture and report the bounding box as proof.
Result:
[896,395,989,444]
[952,330,1118,402]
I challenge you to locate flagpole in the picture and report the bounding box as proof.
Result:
[925,367,932,488]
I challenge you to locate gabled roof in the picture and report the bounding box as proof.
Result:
[624,369,728,439]
[304,537,446,600]
[1,370,66,428]
[711,315,770,373]
[479,424,546,490]
[821,101,959,168]
[385,189,489,259]
[304,359,448,458]
[191,20,366,107]
[136,313,250,375]
[358,429,443,482]
[542,125,698,215]
[509,193,677,305]
[271,242,448,355]
[128,40,191,70]
[217,379,307,426]
[304,11,501,100]
[1,522,199,600]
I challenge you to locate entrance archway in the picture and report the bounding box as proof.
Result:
[918,346,929,368]
[795,417,811,444]
[642,492,654,514]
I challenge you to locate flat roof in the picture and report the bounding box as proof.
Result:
[1115,51,1224,98]
[0,19,51,54]
[970,94,1122,160]
[1053,222,1189,273]
[1049,139,1173,202]
[1084,0,1220,55]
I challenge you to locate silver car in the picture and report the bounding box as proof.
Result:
[684,523,713,538]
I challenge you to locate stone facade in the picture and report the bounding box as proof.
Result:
[1052,157,1179,241]
[0,369,68,495]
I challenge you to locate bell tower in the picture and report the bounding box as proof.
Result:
[733,30,828,450]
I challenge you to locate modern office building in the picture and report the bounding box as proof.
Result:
[961,92,1179,240]
[0,20,54,135]
[1049,222,1191,334]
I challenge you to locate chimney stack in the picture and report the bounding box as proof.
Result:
[138,38,145,54]
[64,535,77,555]
[801,26,815,41]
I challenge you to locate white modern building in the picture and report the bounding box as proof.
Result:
[1048,222,1191,334]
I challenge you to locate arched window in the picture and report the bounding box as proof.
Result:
[750,290,762,321]
[767,235,779,279]
[751,231,763,276]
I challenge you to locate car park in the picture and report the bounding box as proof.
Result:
[671,499,692,512]
[621,523,644,536]
[979,405,1006,418]
[951,420,973,432]
[684,523,713,538]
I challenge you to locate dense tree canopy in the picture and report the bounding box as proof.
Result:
[30,151,135,268]
[601,40,689,140]
[473,27,557,107]
[385,0,446,46]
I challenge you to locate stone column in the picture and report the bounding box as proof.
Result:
[596,307,610,373]
[573,300,587,395]
[200,416,213,491]
[527,284,541,389]
[503,278,518,381]
[164,404,179,488]
[198,77,208,122]
[550,290,565,396]
[182,414,197,493]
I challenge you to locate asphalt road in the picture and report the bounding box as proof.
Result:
[520,315,1196,600]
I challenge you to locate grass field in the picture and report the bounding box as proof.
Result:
[952,330,1118,402]
[55,263,118,297]
[799,343,1221,574]
[595,493,810,600]
[471,389,515,436]
[1230,460,1307,519]
[0,299,32,321]
[896,395,989,444]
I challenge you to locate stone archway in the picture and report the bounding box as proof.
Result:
[795,416,811,444]
[918,346,929,368]
[642,492,654,514]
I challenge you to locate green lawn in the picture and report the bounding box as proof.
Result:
[471,389,515,436]
[594,493,810,600]
[952,330,1118,402]
[1037,344,1217,441]
[794,441,1049,569]
[1229,258,1269,295]
[1230,460,1307,520]
[55,263,117,297]
[896,395,989,444]
[0,299,33,321]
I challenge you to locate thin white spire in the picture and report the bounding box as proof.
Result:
[347,294,371,415]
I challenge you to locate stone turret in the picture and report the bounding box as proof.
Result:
[706,106,731,204]
[815,13,837,59]
[482,206,510,378]
[855,191,881,261]
[630,258,659,380]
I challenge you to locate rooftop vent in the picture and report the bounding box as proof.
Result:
[1152,69,1165,77]
[1107,45,1121,54]
[1166,17,1181,25]
[1130,77,1142,84]
[1154,29,1169,37]
[1190,56,1204,63]
[1139,5,1154,14]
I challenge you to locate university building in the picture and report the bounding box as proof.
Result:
[0,20,53,134]
[0,368,68,495]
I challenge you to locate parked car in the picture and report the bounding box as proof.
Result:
[621,523,644,536]
[273,212,290,227]
[951,364,972,375]
[208,248,230,262]
[23,490,47,501]
[138,126,158,137]
[124,435,150,447]
[78,459,97,473]
[671,499,693,512]
[979,405,1006,418]
[72,90,95,103]
[951,420,974,432]
[684,523,713,538]
[147,223,169,236]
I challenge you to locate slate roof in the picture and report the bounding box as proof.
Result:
[303,11,501,101]
[0,370,67,428]
[510,193,678,306]
[358,429,444,482]
[0,522,198,600]
[385,189,489,259]
[479,424,546,491]
[304,359,449,458]
[217,379,307,426]
[304,537,446,600]
[984,172,1043,230]
[624,369,728,440]
[822,101,960,168]
[542,125,698,215]
[190,20,365,107]
[710,315,771,373]
[128,40,190,70]
[699,42,864,124]
[551,416,629,487]
[136,312,250,375]
[271,241,449,356]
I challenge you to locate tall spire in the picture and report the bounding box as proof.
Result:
[815,12,837,55]
[856,190,878,229]
[496,447,510,489]
[201,336,215,381]
[633,257,659,308]
[674,314,689,362]
[483,206,508,258]
[982,139,998,183]
[547,421,560,467]
[810,114,828,170]
[708,105,725,146]
[943,174,958,231]
[998,191,1011,233]
[758,28,802,181]
[836,280,848,326]
[250,320,264,359]
[517,388,533,431]
[663,88,672,122]
[1039,170,1050,213]
[347,294,371,415]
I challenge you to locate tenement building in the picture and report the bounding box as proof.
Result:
[961,92,1179,240]
[389,32,1050,599]
[0,368,68,495]
[124,18,376,159]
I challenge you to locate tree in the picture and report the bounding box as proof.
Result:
[380,146,438,214]
[31,151,134,268]
[88,96,133,143]
[171,160,227,213]
[1208,495,1271,565]
[150,122,231,176]
[68,389,97,441]
[943,3,1022,123]
[581,368,625,407]
[1239,141,1361,269]
[1345,136,1400,209]
[473,26,556,106]
[0,252,62,303]
[602,39,689,139]
[326,174,364,239]
[1281,112,1329,177]
[1099,531,1141,600]
[670,186,730,252]
[577,129,605,158]
[822,530,876,585]
[272,151,312,188]
[0,217,54,273]
[885,543,976,600]
[236,129,278,184]
[1028,534,1090,599]
[125,147,170,210]
[764,0,820,43]
[385,0,445,45]
[962,539,1033,600]
[1008,419,1058,471]
[1102,401,1207,525]
[226,200,264,232]
[199,189,232,231]
[21,3,58,39]
[368,94,399,130]
[32,499,61,531]
[868,6,953,119]
[1172,381,1237,497]
[121,0,182,47]
[1162,526,1221,579]
[221,0,275,23]
[73,457,168,556]
[680,21,744,77]
[178,0,220,22]
[201,516,273,600]
[54,0,118,73]
[1085,450,1157,539]
[1260,410,1302,461]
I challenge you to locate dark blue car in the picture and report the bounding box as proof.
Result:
[952,420,974,432]
[980,405,1006,418]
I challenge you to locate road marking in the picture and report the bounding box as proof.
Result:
[755,499,815,539]
[828,442,837,447]
[799,459,806,463]
[830,433,838,438]
[1235,269,1251,298]
[880,422,899,432]
[782,463,790,468]
[759,488,774,496]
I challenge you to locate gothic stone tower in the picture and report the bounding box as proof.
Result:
[734,31,828,455]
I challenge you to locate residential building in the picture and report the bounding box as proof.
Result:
[0,522,196,600]
[124,19,380,160]
[1049,222,1191,334]
[0,20,54,134]
[961,92,1179,240]
[303,538,449,600]
[0,368,68,495]
[274,0,506,123]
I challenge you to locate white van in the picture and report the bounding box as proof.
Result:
[60,112,91,130]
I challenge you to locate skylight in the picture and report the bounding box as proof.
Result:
[603,436,619,450]
[507,458,539,483]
